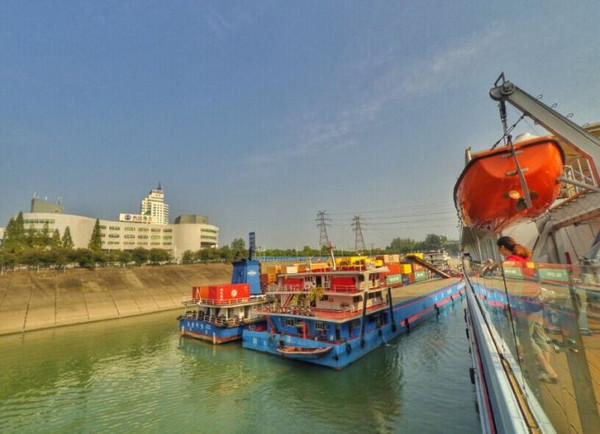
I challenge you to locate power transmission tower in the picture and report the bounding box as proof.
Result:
[352,215,366,253]
[316,211,332,249]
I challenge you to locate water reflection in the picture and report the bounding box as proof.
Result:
[0,306,479,433]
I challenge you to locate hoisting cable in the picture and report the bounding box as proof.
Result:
[491,113,526,150]
[498,100,533,210]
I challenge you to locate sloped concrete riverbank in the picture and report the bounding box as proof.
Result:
[0,264,232,336]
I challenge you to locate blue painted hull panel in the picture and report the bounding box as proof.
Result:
[179,319,263,344]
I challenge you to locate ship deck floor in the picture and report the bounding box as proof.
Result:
[486,279,600,433]
[390,277,462,303]
[532,312,600,433]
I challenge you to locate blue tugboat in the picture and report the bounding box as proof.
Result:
[243,259,465,369]
[178,234,268,344]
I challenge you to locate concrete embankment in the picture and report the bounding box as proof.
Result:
[0,264,232,336]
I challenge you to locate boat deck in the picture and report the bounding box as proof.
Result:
[478,278,600,432]
[390,277,462,303]
[530,300,600,433]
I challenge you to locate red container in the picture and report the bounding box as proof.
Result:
[206,283,250,302]
[386,264,401,274]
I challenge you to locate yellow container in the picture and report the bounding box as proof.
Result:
[399,263,412,274]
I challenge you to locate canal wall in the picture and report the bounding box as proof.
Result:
[0,264,233,336]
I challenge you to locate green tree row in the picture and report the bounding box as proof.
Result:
[0,213,171,270]
[387,233,460,255]
[180,234,459,265]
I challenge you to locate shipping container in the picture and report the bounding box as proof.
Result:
[297,264,309,273]
[399,263,412,274]
[414,271,429,282]
[386,274,403,285]
[265,265,281,275]
[205,283,250,302]
[192,286,210,300]
[380,254,400,264]
[310,263,330,271]
[386,263,401,274]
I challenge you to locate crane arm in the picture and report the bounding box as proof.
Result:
[489,74,600,169]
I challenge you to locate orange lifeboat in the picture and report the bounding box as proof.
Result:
[454,135,565,233]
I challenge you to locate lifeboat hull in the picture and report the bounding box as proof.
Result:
[454,136,564,233]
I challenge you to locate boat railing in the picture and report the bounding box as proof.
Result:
[190,297,253,306]
[467,258,600,432]
[561,158,597,198]
[201,314,243,326]
[252,303,382,319]
[254,305,315,316]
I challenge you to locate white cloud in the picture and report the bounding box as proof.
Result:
[243,24,505,171]
[401,26,504,94]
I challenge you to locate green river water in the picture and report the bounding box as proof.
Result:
[0,301,480,433]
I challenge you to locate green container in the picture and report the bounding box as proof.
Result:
[414,270,428,282]
[386,274,403,285]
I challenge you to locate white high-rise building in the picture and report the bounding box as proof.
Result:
[141,184,169,225]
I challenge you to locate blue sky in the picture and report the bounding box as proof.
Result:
[2,1,599,250]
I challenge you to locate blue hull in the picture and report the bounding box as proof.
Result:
[179,318,263,344]
[243,281,465,369]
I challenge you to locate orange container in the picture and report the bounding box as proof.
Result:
[192,286,210,300]
[386,263,401,274]
[206,283,250,302]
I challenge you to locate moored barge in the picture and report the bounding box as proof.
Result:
[179,259,267,344]
[243,260,465,369]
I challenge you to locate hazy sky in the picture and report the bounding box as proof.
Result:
[2,1,599,250]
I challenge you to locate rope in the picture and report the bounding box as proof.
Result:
[491,113,526,149]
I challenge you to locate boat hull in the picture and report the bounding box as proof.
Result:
[243,281,465,369]
[179,318,266,344]
[454,136,564,233]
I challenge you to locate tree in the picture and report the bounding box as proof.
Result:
[149,248,170,264]
[419,234,448,251]
[73,248,95,269]
[230,238,245,250]
[62,227,74,249]
[21,249,44,270]
[3,212,27,253]
[131,248,150,266]
[51,229,62,248]
[0,250,17,272]
[181,250,195,264]
[35,222,52,249]
[388,237,418,253]
[88,219,103,252]
[115,250,133,267]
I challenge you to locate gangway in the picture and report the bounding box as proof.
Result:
[405,255,452,278]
